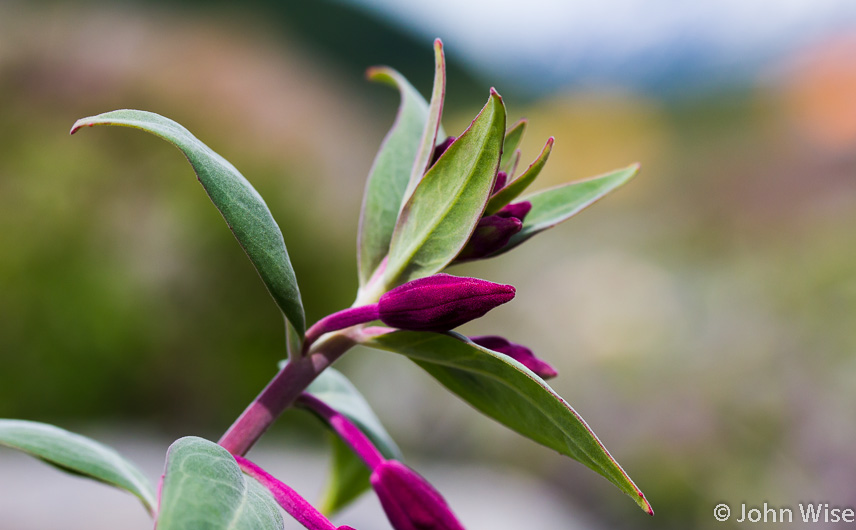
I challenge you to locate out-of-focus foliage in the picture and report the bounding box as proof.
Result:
[2,3,856,529]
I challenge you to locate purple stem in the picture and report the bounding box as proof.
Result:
[297,393,385,471]
[218,333,356,456]
[235,455,337,530]
[303,304,380,353]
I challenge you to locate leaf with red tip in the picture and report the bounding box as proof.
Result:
[381,90,506,290]
[360,330,653,515]
[497,163,640,255]
[401,38,447,207]
[486,137,554,214]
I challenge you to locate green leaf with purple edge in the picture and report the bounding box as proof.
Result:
[358,67,432,287]
[70,110,305,337]
[299,366,402,514]
[485,137,554,215]
[381,90,506,291]
[157,437,284,530]
[496,163,640,255]
[0,420,156,515]
[400,39,447,209]
[500,118,527,174]
[360,330,653,515]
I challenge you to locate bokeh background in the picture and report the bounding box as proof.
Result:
[2,0,856,528]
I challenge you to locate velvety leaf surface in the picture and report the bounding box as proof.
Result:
[358,67,430,287]
[0,419,156,514]
[401,39,447,207]
[500,119,527,174]
[362,331,653,514]
[156,436,284,530]
[486,137,554,214]
[499,163,640,254]
[71,110,305,335]
[382,90,506,290]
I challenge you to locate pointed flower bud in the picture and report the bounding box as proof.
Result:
[470,335,558,379]
[491,171,508,194]
[455,215,522,261]
[495,200,531,221]
[377,274,515,332]
[371,460,466,530]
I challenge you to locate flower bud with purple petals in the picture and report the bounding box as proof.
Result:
[371,460,466,530]
[378,274,515,332]
[470,335,558,379]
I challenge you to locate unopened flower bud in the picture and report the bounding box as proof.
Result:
[495,200,531,221]
[371,460,465,530]
[470,335,558,379]
[455,215,522,261]
[378,274,515,332]
[492,171,508,194]
[430,136,456,167]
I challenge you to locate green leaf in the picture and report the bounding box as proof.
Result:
[486,137,554,215]
[71,110,305,336]
[401,39,447,208]
[361,331,653,515]
[0,419,156,515]
[303,366,402,514]
[381,90,506,289]
[319,434,372,515]
[500,119,527,174]
[156,437,284,530]
[358,67,431,287]
[499,163,640,254]
[305,367,401,461]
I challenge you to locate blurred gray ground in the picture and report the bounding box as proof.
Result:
[0,431,601,530]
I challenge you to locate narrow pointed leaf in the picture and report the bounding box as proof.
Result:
[401,38,447,207]
[361,331,653,515]
[156,437,284,530]
[71,110,305,335]
[0,419,156,514]
[358,68,430,286]
[382,90,506,289]
[498,163,640,255]
[486,137,554,214]
[303,367,402,515]
[500,119,527,174]
[503,149,521,180]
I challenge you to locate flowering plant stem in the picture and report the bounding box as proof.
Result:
[218,332,356,456]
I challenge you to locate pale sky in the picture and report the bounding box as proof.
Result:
[344,0,856,96]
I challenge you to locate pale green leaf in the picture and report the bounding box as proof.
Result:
[361,331,653,515]
[486,137,554,214]
[0,419,156,514]
[357,67,430,287]
[381,90,506,289]
[318,434,372,515]
[401,39,447,208]
[71,110,305,336]
[498,163,640,254]
[500,119,527,174]
[156,437,284,530]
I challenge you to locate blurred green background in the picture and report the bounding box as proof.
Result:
[2,1,856,528]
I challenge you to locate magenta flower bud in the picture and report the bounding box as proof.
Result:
[430,136,456,167]
[495,200,531,221]
[455,215,522,261]
[470,335,558,379]
[491,171,508,194]
[378,274,515,332]
[371,460,465,530]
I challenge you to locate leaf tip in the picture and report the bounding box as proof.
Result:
[433,37,443,51]
[69,118,90,135]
